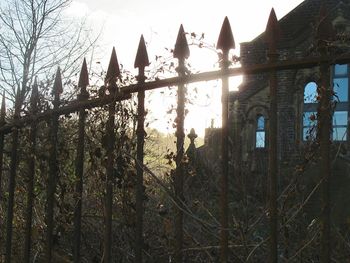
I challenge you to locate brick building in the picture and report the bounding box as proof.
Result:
[200,0,350,225]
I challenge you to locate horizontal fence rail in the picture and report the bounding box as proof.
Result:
[0,5,349,263]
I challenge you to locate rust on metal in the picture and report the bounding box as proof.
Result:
[265,7,280,263]
[174,24,189,263]
[45,67,62,262]
[23,78,39,263]
[217,16,235,262]
[104,48,121,263]
[5,86,22,263]
[134,35,150,69]
[73,59,90,263]
[134,34,149,263]
[265,8,281,52]
[106,47,120,86]
[173,24,190,60]
[216,16,235,52]
[317,6,333,263]
[0,91,5,253]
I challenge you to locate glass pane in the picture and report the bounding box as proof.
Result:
[304,82,317,103]
[256,131,265,148]
[334,64,348,75]
[333,78,348,102]
[333,111,348,126]
[303,127,316,140]
[303,112,317,126]
[257,116,264,130]
[333,127,347,141]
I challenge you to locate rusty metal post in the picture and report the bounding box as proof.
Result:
[4,86,22,263]
[134,35,149,263]
[316,6,334,263]
[45,67,62,262]
[173,24,189,263]
[73,59,89,263]
[0,92,5,255]
[265,9,280,263]
[23,78,39,263]
[104,47,120,263]
[216,16,235,262]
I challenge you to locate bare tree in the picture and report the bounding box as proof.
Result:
[0,0,99,104]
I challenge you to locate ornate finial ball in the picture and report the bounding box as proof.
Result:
[188,128,198,141]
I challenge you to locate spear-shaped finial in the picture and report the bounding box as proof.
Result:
[30,76,39,109]
[78,58,89,99]
[53,67,63,96]
[173,24,190,60]
[106,47,120,84]
[216,17,235,52]
[1,90,6,123]
[78,58,89,88]
[317,4,335,42]
[265,8,281,52]
[134,35,150,69]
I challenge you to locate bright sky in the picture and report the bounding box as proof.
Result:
[65,0,304,138]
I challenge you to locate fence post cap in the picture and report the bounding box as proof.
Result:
[265,8,280,51]
[216,16,235,52]
[53,67,63,96]
[78,58,89,88]
[106,47,120,84]
[1,90,5,120]
[173,24,190,60]
[30,76,39,107]
[134,35,150,69]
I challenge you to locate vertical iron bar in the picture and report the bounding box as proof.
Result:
[135,74,145,263]
[267,51,278,263]
[175,58,185,263]
[23,80,39,263]
[319,59,331,263]
[104,48,120,263]
[265,10,280,262]
[5,88,21,263]
[45,68,62,262]
[0,93,5,255]
[73,59,89,263]
[220,50,229,262]
[316,6,333,262]
[104,94,115,263]
[173,25,189,263]
[134,35,149,263]
[216,17,235,262]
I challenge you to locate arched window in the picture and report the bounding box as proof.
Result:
[303,82,318,140]
[302,65,349,141]
[256,115,266,148]
[332,64,348,141]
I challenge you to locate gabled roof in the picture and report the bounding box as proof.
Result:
[235,0,350,101]
[252,0,344,48]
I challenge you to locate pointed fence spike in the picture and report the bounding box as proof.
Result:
[53,67,63,95]
[265,8,281,48]
[216,16,235,52]
[317,4,335,41]
[1,91,6,121]
[173,24,190,60]
[78,58,89,87]
[30,76,39,107]
[106,47,120,83]
[134,35,150,69]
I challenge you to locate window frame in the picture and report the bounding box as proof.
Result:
[255,114,266,148]
[302,65,349,142]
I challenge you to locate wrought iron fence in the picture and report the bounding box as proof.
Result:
[0,5,349,263]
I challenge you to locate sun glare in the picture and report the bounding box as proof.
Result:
[71,0,304,139]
